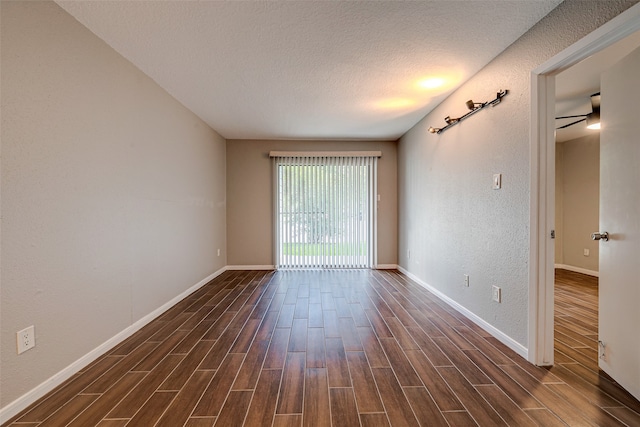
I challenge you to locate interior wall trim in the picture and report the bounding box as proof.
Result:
[0,267,228,424]
[374,264,398,270]
[226,265,276,270]
[397,266,529,360]
[554,264,599,277]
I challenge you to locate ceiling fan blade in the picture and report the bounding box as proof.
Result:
[591,92,601,111]
[555,114,588,119]
[556,118,586,130]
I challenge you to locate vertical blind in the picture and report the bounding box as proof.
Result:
[271,152,379,269]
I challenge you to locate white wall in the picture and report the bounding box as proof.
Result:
[398,0,637,348]
[1,1,226,409]
[555,134,600,273]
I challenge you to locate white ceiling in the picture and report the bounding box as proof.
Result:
[56,0,563,141]
[555,30,640,143]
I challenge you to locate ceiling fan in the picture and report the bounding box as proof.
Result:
[556,92,601,130]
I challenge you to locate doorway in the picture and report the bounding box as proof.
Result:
[529,6,640,399]
[528,7,640,366]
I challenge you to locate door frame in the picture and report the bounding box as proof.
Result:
[528,4,640,365]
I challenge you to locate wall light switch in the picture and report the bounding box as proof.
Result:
[492,286,502,303]
[583,248,590,256]
[493,174,502,190]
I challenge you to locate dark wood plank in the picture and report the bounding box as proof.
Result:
[277,352,306,414]
[346,351,385,413]
[67,372,146,427]
[359,413,391,427]
[83,342,157,393]
[308,303,323,328]
[462,349,542,409]
[357,326,390,368]
[306,328,326,368]
[184,418,215,427]
[132,330,189,372]
[263,328,291,369]
[273,414,303,427]
[15,356,123,423]
[403,386,449,427]
[126,391,177,427]
[38,394,99,427]
[159,340,216,390]
[322,310,340,338]
[442,411,478,426]
[194,353,245,416]
[244,369,283,426]
[378,338,422,386]
[232,339,270,390]
[433,337,492,385]
[288,318,308,352]
[474,384,538,427]
[109,354,183,418]
[215,390,252,426]
[386,317,419,350]
[338,317,363,351]
[329,388,360,427]
[325,338,351,388]
[155,370,215,427]
[404,349,464,411]
[437,366,507,426]
[371,367,420,427]
[522,408,567,427]
[303,368,331,427]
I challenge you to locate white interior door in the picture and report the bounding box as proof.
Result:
[598,46,640,401]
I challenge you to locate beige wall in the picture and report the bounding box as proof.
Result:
[227,139,397,266]
[398,0,636,347]
[555,135,600,272]
[1,1,226,409]
[555,144,565,264]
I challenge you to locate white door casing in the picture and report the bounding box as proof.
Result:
[597,46,640,401]
[529,4,640,367]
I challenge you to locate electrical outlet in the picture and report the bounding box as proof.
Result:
[583,248,590,257]
[464,274,470,287]
[217,248,221,257]
[17,325,35,354]
[492,286,502,303]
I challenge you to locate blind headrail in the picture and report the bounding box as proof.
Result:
[269,151,382,158]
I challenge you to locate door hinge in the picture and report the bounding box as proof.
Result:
[550,230,555,239]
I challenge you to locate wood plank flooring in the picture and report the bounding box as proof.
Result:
[4,269,640,426]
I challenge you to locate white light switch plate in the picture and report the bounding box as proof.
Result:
[493,174,502,190]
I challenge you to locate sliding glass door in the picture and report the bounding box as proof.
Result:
[273,155,377,269]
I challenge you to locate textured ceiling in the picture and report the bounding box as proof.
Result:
[56,0,563,140]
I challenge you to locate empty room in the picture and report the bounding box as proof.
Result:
[1,1,639,426]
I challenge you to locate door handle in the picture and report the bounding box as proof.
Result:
[591,231,609,242]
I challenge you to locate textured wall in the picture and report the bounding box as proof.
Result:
[556,135,600,272]
[227,139,397,267]
[398,0,637,346]
[1,1,226,408]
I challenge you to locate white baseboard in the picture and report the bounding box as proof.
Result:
[396,266,528,360]
[374,264,398,270]
[554,264,599,277]
[226,265,275,270]
[0,266,227,425]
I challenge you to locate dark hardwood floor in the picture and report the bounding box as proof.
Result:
[4,269,640,426]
